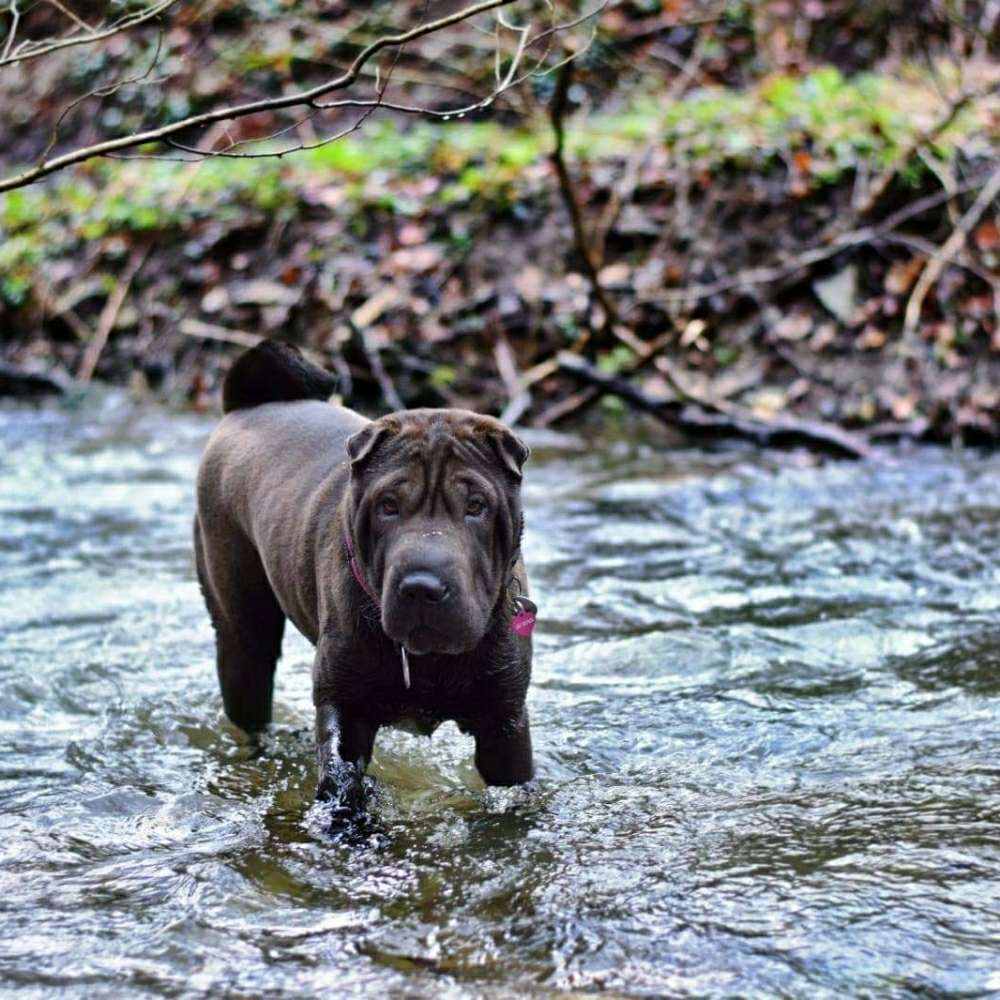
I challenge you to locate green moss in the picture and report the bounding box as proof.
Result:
[429,365,457,389]
[309,138,379,176]
[598,346,636,375]
[0,235,43,305]
[0,68,980,305]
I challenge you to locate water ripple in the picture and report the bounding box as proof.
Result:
[2,396,999,997]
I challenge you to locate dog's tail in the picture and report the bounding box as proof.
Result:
[222,340,338,414]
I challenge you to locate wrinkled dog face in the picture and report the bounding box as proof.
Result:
[345,409,528,656]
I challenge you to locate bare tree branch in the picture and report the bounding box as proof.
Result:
[645,172,1000,309]
[50,2,604,174]
[0,0,178,68]
[38,24,166,165]
[824,77,1000,242]
[42,0,95,35]
[1,0,20,63]
[901,162,1000,347]
[549,58,621,331]
[160,0,422,163]
[555,352,880,460]
[0,0,519,193]
[76,245,146,383]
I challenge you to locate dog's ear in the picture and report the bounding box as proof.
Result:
[489,426,530,482]
[346,418,398,471]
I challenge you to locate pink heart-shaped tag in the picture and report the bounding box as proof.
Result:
[511,610,536,637]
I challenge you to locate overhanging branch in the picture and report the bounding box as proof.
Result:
[0,0,518,193]
[0,0,178,68]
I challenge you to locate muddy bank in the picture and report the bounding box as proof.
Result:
[4,142,999,450]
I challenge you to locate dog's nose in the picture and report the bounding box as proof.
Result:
[398,571,450,604]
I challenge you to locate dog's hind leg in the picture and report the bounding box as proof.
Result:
[195,514,285,731]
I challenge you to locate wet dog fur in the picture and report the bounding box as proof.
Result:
[194,342,534,825]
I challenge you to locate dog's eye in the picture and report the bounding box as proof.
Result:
[465,498,486,517]
[379,497,399,517]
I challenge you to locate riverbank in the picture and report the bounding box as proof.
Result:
[3,62,999,447]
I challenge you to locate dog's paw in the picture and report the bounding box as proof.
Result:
[325,805,385,846]
[315,775,386,846]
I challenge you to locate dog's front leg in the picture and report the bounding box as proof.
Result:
[312,634,379,825]
[471,707,534,787]
[314,701,378,829]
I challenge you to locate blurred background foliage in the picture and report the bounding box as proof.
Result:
[0,0,998,445]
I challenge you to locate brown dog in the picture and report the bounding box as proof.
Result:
[194,341,534,822]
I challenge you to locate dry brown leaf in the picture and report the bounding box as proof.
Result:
[973,219,1000,252]
[773,311,813,341]
[856,325,887,350]
[397,222,426,247]
[884,256,926,295]
[891,394,918,420]
[514,266,545,304]
[597,263,631,287]
[792,150,812,173]
[680,318,707,347]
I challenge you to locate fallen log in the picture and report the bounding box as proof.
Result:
[556,352,880,461]
[0,362,68,398]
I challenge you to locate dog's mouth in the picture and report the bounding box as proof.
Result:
[392,622,478,657]
[402,624,439,656]
[381,581,486,656]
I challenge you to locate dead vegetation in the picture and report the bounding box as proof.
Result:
[1,1,999,451]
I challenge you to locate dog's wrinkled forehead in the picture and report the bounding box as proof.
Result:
[346,409,529,483]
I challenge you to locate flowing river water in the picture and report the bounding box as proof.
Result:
[1,392,999,998]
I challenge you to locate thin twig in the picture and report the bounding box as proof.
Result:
[76,246,147,383]
[0,0,177,68]
[875,232,1000,291]
[349,320,404,411]
[180,0,420,161]
[35,281,91,341]
[1,0,20,62]
[178,319,262,351]
[42,0,94,34]
[165,109,374,160]
[549,58,620,330]
[39,25,166,165]
[494,333,531,426]
[5,0,605,185]
[647,172,997,308]
[825,78,1000,241]
[0,0,517,192]
[901,162,1000,346]
[313,6,603,117]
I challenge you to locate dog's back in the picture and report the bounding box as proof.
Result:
[195,342,364,719]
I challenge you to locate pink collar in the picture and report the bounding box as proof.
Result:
[343,529,381,608]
